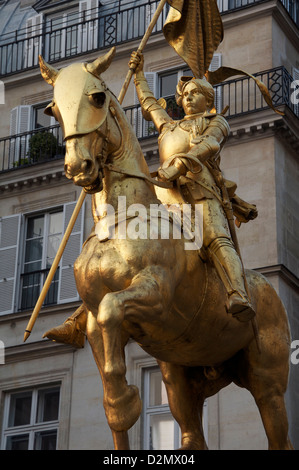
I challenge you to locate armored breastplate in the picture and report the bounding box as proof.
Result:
[158,115,210,165]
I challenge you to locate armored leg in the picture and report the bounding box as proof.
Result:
[207,237,255,322]
[43,303,87,348]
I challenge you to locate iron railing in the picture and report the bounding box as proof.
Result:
[20,267,59,311]
[0,0,297,78]
[0,0,169,77]
[0,125,64,173]
[0,66,297,174]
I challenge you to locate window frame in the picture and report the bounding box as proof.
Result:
[1,384,61,450]
[19,208,64,312]
[142,366,181,450]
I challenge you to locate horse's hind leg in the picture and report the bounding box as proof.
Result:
[237,295,293,449]
[158,361,208,450]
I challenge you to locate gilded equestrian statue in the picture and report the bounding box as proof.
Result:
[39,47,293,450]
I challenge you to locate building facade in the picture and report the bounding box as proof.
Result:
[0,0,298,450]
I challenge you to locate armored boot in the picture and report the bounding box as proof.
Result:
[207,237,255,322]
[43,304,87,348]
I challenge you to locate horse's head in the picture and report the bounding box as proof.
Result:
[39,47,116,193]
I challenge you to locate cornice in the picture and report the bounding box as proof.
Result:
[254,264,299,291]
[4,339,76,364]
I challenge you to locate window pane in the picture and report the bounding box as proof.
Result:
[49,212,63,235]
[8,392,32,427]
[21,271,41,310]
[36,388,60,423]
[25,238,43,264]
[150,413,174,450]
[47,234,62,262]
[27,216,44,239]
[149,371,168,406]
[160,73,178,98]
[35,107,52,129]
[34,430,57,450]
[6,434,29,450]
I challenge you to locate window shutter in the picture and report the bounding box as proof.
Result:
[292,67,299,117]
[134,72,157,138]
[58,201,85,303]
[79,0,99,53]
[209,53,223,113]
[217,0,228,13]
[25,14,43,68]
[9,106,32,166]
[0,215,21,315]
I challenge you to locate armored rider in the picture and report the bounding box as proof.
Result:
[130,51,255,323]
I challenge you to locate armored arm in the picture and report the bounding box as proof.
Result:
[130,52,171,133]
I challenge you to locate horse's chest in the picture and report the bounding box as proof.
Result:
[75,237,135,296]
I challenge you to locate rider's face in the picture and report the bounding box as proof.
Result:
[182,82,207,115]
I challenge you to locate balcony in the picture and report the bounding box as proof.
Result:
[0,0,298,78]
[0,66,297,174]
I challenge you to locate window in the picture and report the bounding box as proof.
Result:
[34,104,53,130]
[20,210,63,311]
[2,385,60,450]
[45,1,99,61]
[142,367,180,450]
[46,10,80,61]
[0,202,85,316]
[158,67,192,121]
[142,367,208,450]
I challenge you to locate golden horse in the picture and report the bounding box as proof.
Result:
[39,48,293,450]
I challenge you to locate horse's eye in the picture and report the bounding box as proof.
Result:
[90,92,106,108]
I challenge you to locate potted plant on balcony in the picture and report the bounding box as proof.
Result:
[27,130,60,163]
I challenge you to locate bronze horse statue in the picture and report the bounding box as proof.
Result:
[39,48,293,450]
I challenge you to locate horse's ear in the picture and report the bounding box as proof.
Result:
[86,47,116,77]
[39,55,59,86]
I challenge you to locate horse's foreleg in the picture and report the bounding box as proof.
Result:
[86,311,131,449]
[97,269,168,434]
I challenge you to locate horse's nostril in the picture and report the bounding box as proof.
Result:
[83,159,93,174]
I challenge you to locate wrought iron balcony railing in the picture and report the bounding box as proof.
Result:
[0,0,297,78]
[20,267,59,311]
[0,66,297,174]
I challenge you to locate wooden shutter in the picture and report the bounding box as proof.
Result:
[292,67,299,117]
[134,72,157,138]
[9,105,32,166]
[25,14,43,68]
[79,0,99,53]
[0,215,21,315]
[58,201,85,304]
[209,53,222,113]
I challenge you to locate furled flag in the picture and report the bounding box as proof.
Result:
[163,0,223,78]
[163,0,283,115]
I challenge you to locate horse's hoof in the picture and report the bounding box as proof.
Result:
[105,385,142,432]
[179,436,208,450]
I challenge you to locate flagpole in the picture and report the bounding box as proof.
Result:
[118,0,168,104]
[24,0,168,342]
